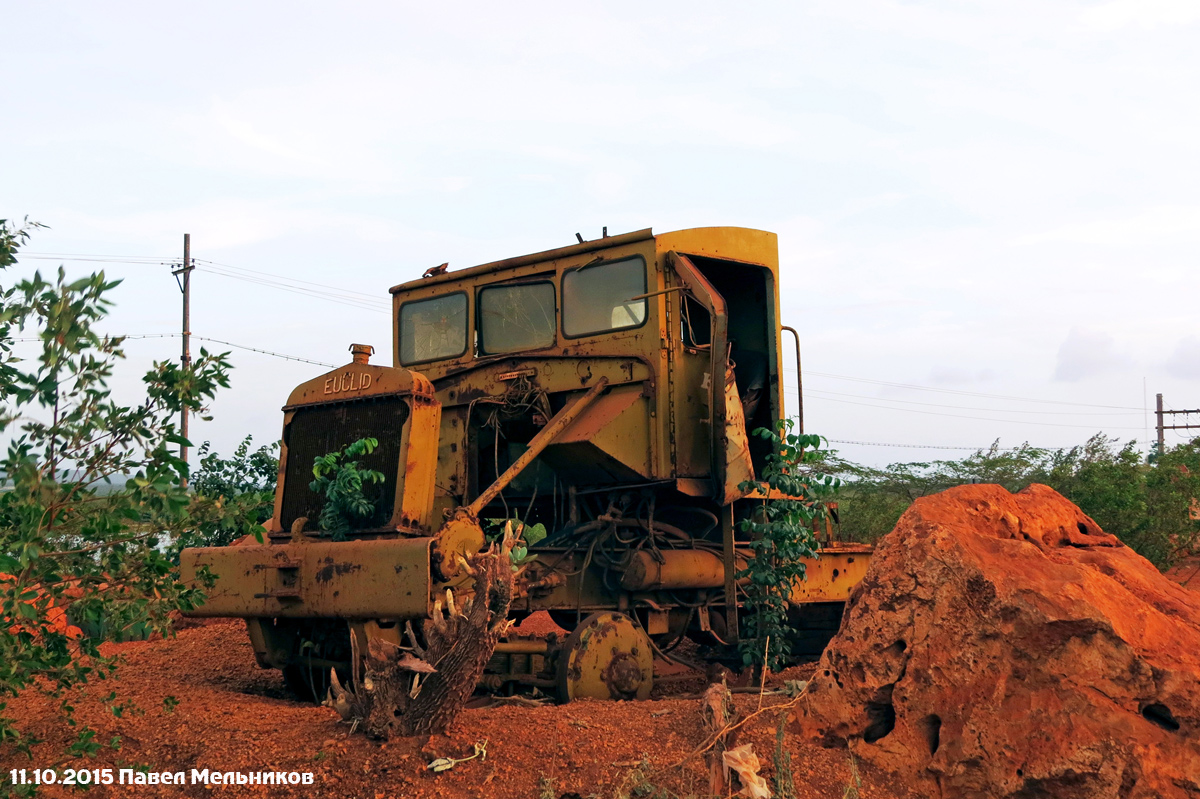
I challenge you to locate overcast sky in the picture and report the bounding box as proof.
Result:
[4,0,1199,466]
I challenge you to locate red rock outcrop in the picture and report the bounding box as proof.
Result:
[802,483,1200,799]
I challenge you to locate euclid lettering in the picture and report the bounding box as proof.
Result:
[323,371,373,395]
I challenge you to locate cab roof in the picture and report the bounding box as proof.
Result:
[389,228,654,295]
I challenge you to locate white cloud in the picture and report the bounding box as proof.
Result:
[1082,0,1200,31]
[1018,206,1200,247]
[1166,336,1200,380]
[1053,328,1130,382]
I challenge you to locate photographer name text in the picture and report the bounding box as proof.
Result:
[10,768,315,787]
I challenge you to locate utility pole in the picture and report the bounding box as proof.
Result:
[1155,393,1200,458]
[1157,393,1165,456]
[172,234,194,485]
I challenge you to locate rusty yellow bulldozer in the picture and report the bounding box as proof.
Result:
[180,227,870,703]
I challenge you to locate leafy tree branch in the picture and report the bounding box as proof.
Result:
[0,219,234,765]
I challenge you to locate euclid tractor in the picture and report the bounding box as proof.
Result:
[180,227,871,703]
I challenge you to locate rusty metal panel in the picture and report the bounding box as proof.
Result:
[283,362,427,409]
[399,379,441,530]
[721,368,757,504]
[547,384,652,480]
[555,385,640,443]
[674,344,712,477]
[654,228,779,271]
[181,538,432,619]
[789,545,873,604]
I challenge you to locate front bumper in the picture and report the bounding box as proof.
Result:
[180,537,433,619]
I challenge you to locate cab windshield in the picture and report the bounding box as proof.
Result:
[478,282,556,354]
[398,293,468,365]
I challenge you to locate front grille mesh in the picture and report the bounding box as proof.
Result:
[279,397,410,533]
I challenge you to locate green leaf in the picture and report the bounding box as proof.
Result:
[523,523,548,547]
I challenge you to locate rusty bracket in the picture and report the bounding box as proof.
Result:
[497,367,538,381]
[253,558,303,600]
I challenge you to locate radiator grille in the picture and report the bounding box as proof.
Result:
[279,397,410,533]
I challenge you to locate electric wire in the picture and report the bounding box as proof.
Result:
[191,335,336,368]
[191,265,390,315]
[828,439,1048,452]
[21,251,392,315]
[799,391,1144,430]
[193,258,383,302]
[21,253,174,265]
[786,367,1143,410]
[803,387,1143,416]
[8,332,335,368]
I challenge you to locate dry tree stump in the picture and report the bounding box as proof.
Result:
[327,539,515,738]
[702,676,739,796]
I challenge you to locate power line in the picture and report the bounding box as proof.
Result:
[804,387,1143,416]
[827,439,1033,451]
[192,335,336,368]
[791,368,1143,410]
[8,332,335,368]
[21,251,392,315]
[192,265,390,315]
[800,392,1145,430]
[22,252,174,265]
[9,333,173,342]
[192,264,390,315]
[194,258,383,302]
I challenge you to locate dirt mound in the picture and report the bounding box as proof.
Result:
[802,483,1200,799]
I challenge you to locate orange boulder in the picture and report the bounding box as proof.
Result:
[802,483,1200,799]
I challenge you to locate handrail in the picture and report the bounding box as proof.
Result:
[781,325,803,435]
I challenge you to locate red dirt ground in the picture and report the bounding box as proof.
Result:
[3,619,918,799]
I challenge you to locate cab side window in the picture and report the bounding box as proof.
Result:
[562,257,647,337]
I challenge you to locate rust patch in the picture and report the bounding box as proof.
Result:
[314,560,363,583]
[602,653,645,699]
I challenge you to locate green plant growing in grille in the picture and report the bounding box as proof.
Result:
[309,438,386,541]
